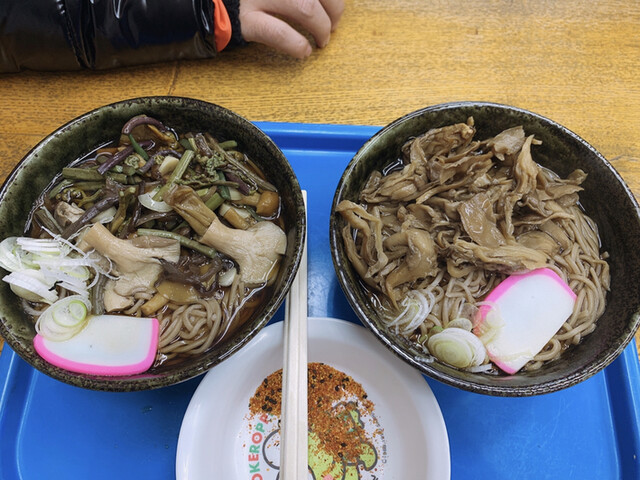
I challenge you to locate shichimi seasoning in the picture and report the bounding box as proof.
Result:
[248,362,383,474]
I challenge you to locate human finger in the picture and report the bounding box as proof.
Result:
[241,10,313,58]
[252,0,333,48]
[319,0,345,31]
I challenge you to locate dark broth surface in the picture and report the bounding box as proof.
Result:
[21,115,286,371]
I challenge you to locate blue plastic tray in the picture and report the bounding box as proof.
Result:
[1,122,639,480]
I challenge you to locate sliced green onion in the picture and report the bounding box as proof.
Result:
[427,328,488,369]
[386,289,434,335]
[17,238,65,256]
[36,261,91,297]
[0,237,24,272]
[2,235,103,304]
[52,298,88,327]
[4,269,58,304]
[448,317,473,331]
[36,295,91,341]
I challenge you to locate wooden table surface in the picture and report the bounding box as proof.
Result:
[0,0,638,357]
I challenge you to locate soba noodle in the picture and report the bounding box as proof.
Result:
[337,118,609,373]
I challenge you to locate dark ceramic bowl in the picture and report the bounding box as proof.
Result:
[0,96,305,391]
[330,101,640,396]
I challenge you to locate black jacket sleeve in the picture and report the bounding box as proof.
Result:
[0,0,242,73]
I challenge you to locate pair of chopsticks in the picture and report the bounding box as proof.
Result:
[280,190,308,479]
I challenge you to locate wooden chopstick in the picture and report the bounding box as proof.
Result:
[280,190,308,480]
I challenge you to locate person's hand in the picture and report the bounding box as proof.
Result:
[239,0,344,58]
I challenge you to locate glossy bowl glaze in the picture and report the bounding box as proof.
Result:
[330,101,640,396]
[0,96,306,391]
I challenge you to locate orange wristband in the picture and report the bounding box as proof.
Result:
[212,0,232,51]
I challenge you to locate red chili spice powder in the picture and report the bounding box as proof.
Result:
[248,362,377,465]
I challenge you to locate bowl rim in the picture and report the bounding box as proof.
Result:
[330,100,640,396]
[0,95,306,391]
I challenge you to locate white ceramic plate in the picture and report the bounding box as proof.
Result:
[176,317,450,480]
